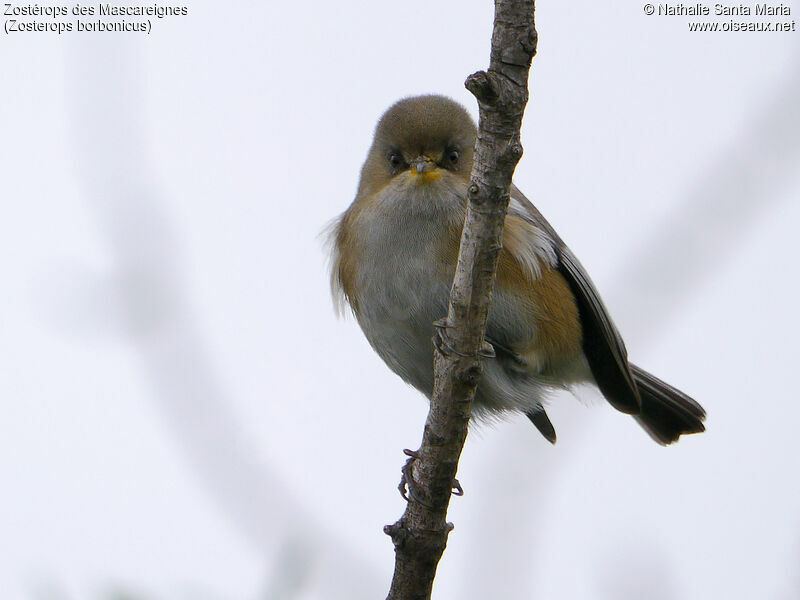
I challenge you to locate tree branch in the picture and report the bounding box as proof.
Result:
[384,1,538,599]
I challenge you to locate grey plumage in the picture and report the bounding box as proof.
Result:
[331,95,706,445]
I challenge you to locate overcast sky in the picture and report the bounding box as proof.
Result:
[1,1,799,599]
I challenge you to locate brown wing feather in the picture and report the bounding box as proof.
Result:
[509,185,641,415]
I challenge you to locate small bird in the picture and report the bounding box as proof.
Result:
[330,95,706,445]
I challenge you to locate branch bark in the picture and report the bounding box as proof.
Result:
[384,2,538,599]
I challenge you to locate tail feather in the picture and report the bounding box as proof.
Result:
[630,363,706,445]
[526,409,557,445]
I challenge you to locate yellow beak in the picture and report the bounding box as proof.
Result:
[410,156,441,182]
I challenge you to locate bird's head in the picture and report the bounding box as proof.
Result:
[357,95,477,199]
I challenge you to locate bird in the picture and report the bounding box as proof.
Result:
[329,94,706,445]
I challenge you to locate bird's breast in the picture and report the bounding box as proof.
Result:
[339,177,465,311]
[331,179,466,391]
[352,198,458,316]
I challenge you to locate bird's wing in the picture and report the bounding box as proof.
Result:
[508,185,641,414]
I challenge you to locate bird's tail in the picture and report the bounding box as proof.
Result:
[629,363,706,445]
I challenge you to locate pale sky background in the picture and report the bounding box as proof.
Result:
[1,1,799,599]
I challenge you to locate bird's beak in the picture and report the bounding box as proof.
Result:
[409,156,440,183]
[410,156,436,174]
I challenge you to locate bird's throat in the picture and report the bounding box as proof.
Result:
[411,170,442,184]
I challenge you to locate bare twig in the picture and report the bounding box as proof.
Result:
[384,2,538,598]
[459,48,800,600]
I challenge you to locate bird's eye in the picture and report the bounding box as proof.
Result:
[388,152,403,168]
[447,150,460,166]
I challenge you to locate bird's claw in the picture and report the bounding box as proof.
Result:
[432,318,453,330]
[398,449,465,505]
[434,320,495,359]
[398,449,433,507]
[433,328,470,358]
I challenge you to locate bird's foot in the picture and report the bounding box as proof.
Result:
[398,448,432,507]
[433,319,495,359]
[398,449,465,505]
